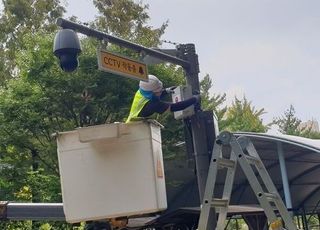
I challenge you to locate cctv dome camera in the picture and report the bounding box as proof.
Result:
[53,29,81,72]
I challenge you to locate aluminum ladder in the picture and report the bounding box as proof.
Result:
[197,131,297,230]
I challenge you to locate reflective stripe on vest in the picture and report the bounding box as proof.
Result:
[125,90,149,123]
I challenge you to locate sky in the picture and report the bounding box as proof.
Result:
[65,0,320,124]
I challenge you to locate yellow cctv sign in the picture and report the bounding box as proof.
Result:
[97,49,148,81]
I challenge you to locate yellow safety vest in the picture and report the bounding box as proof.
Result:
[125,90,149,123]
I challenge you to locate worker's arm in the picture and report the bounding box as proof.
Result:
[139,95,200,117]
[139,100,170,117]
[169,95,199,112]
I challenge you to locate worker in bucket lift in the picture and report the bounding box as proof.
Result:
[126,74,200,123]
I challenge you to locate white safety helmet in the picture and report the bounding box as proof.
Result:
[139,74,163,93]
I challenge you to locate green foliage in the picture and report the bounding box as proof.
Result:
[273,105,301,135]
[93,0,167,47]
[300,129,320,139]
[200,74,227,128]
[273,105,320,139]
[223,97,268,132]
[0,0,65,83]
[0,220,82,230]
[0,0,178,225]
[199,75,268,133]
[0,34,65,228]
[0,0,172,228]
[306,215,320,229]
[225,218,247,230]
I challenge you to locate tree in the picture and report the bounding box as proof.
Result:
[0,32,73,229]
[274,105,320,139]
[223,97,268,132]
[200,74,227,128]
[92,0,167,47]
[0,0,65,84]
[0,0,173,228]
[273,105,301,135]
[226,218,247,230]
[300,127,320,139]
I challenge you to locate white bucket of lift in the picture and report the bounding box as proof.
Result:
[56,121,167,223]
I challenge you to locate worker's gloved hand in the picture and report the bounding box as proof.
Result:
[193,94,201,104]
[165,86,177,94]
[193,94,201,112]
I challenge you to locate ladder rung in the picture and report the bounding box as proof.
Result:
[244,155,260,165]
[261,192,278,201]
[217,158,236,169]
[211,198,229,208]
